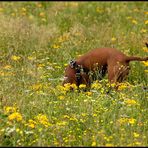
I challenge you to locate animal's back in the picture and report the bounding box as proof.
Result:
[76,48,126,68]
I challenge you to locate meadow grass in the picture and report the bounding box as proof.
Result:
[0,1,148,146]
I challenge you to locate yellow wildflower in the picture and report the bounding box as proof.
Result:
[142,61,148,66]
[118,82,128,90]
[91,141,96,146]
[86,91,92,96]
[37,63,45,67]
[64,63,68,67]
[27,56,36,61]
[36,114,51,127]
[133,132,139,138]
[93,113,97,117]
[63,83,72,91]
[26,119,37,128]
[58,95,65,100]
[135,142,141,145]
[81,113,87,117]
[21,7,26,12]
[124,99,137,106]
[140,29,147,33]
[32,83,42,91]
[39,12,45,17]
[0,8,4,12]
[4,106,17,114]
[105,143,114,146]
[128,118,136,125]
[111,37,116,42]
[133,8,139,12]
[132,19,138,24]
[91,81,102,89]
[118,117,128,124]
[96,7,103,13]
[79,84,86,89]
[142,47,148,52]
[41,18,46,22]
[11,55,21,61]
[52,44,60,49]
[3,65,12,69]
[57,121,67,126]
[144,20,148,25]
[36,3,42,8]
[8,112,23,122]
[70,2,78,7]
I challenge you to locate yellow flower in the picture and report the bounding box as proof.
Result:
[118,117,128,124]
[3,65,12,69]
[93,113,97,117]
[70,2,78,7]
[105,143,114,146]
[70,83,78,89]
[21,7,26,12]
[128,118,136,125]
[133,132,139,138]
[8,112,23,121]
[41,18,47,22]
[4,106,17,114]
[142,61,148,66]
[144,20,148,25]
[96,7,103,13]
[64,63,68,67]
[118,82,128,90]
[142,47,148,52]
[133,8,139,12]
[79,84,86,89]
[58,95,65,100]
[32,83,42,91]
[36,114,51,127]
[36,3,42,8]
[111,37,116,42]
[86,91,92,96]
[52,44,60,49]
[91,141,96,146]
[81,113,87,117]
[135,142,141,145]
[140,29,147,33]
[91,81,102,89]
[132,19,138,24]
[0,8,4,12]
[39,12,45,17]
[27,56,36,61]
[26,119,37,128]
[124,99,137,106]
[11,55,21,61]
[63,83,72,91]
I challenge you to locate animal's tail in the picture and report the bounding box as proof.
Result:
[126,56,148,62]
[126,42,148,62]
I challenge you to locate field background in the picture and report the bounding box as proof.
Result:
[0,1,148,146]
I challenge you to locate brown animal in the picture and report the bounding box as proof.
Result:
[62,46,148,89]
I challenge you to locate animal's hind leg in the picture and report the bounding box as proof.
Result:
[107,61,130,85]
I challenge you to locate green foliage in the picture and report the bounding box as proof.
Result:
[0,1,148,147]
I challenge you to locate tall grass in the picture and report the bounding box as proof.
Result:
[0,1,148,146]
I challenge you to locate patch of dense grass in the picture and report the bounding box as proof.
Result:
[0,1,148,146]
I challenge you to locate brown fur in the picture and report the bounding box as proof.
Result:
[63,47,148,88]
